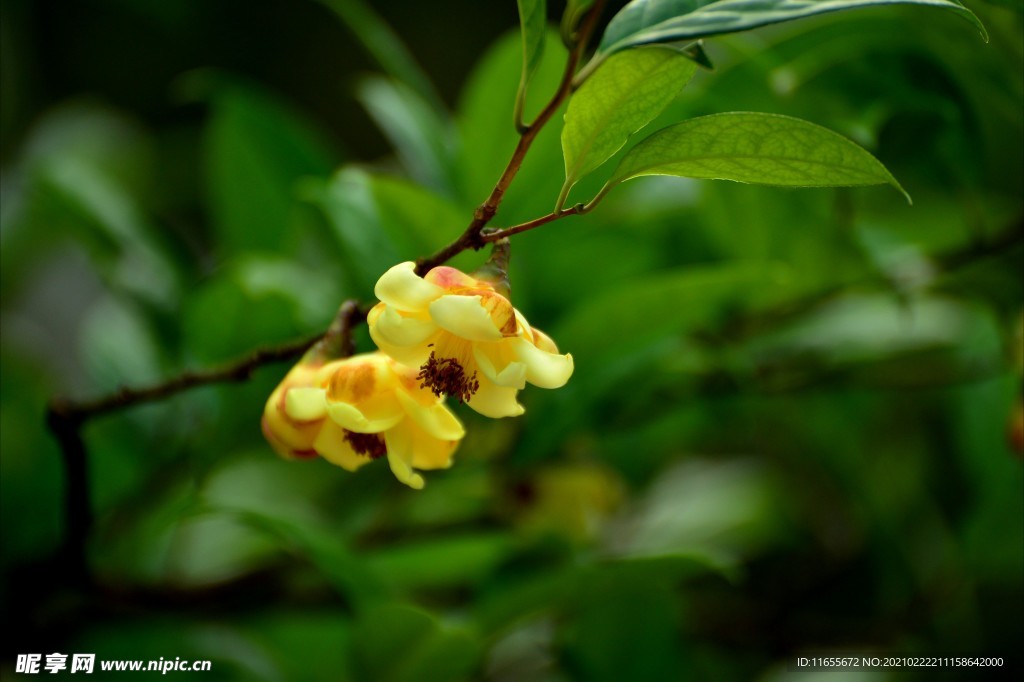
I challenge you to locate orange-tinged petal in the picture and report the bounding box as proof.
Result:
[530,326,560,354]
[326,354,395,405]
[424,265,481,291]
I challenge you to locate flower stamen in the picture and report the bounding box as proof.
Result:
[344,430,387,459]
[417,351,480,403]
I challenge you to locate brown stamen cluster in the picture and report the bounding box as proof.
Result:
[417,351,479,403]
[344,430,387,459]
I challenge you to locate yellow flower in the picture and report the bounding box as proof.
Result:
[262,359,332,461]
[262,352,464,489]
[368,261,574,418]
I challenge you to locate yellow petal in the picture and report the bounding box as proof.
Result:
[512,337,574,389]
[284,387,327,422]
[375,261,444,311]
[473,343,527,389]
[429,295,504,341]
[467,379,525,418]
[314,420,368,471]
[327,400,404,434]
[530,326,560,354]
[263,394,319,454]
[369,316,434,367]
[373,304,439,346]
[407,420,458,470]
[326,353,397,404]
[383,421,425,489]
[396,389,465,440]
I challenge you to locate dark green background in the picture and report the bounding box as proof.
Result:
[1,0,1022,679]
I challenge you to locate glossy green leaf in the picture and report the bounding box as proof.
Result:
[516,0,548,128]
[560,46,698,206]
[605,112,909,201]
[596,0,988,59]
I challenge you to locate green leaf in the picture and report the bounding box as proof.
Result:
[562,0,597,43]
[205,87,336,253]
[364,533,515,591]
[516,0,548,128]
[605,112,909,201]
[596,0,988,59]
[560,46,698,207]
[315,0,444,114]
[352,604,481,682]
[564,576,688,682]
[356,76,457,194]
[298,168,401,299]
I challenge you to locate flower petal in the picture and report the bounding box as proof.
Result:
[473,344,527,389]
[373,304,439,346]
[327,400,404,434]
[383,421,425,489]
[314,420,368,471]
[263,394,320,453]
[530,326,560,354]
[511,337,574,389]
[429,295,504,341]
[467,379,525,418]
[396,389,465,440]
[374,260,442,311]
[375,261,444,311]
[424,266,479,290]
[284,387,327,422]
[369,310,434,367]
[407,420,458,470]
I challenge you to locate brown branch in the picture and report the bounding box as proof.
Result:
[44,300,365,576]
[483,204,589,242]
[40,2,614,583]
[414,0,607,275]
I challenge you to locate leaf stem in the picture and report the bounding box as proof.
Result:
[483,204,588,242]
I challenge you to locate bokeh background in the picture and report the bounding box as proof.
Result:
[2,0,1022,679]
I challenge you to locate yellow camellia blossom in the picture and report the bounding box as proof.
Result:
[368,261,574,418]
[262,352,464,489]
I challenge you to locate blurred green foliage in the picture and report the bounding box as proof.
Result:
[1,0,1022,680]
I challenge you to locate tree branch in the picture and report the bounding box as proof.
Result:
[414,0,607,275]
[44,300,365,576]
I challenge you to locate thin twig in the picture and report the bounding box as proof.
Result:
[49,338,319,424]
[44,301,365,575]
[483,204,590,242]
[414,0,607,275]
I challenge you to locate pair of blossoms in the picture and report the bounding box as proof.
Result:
[262,262,574,489]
